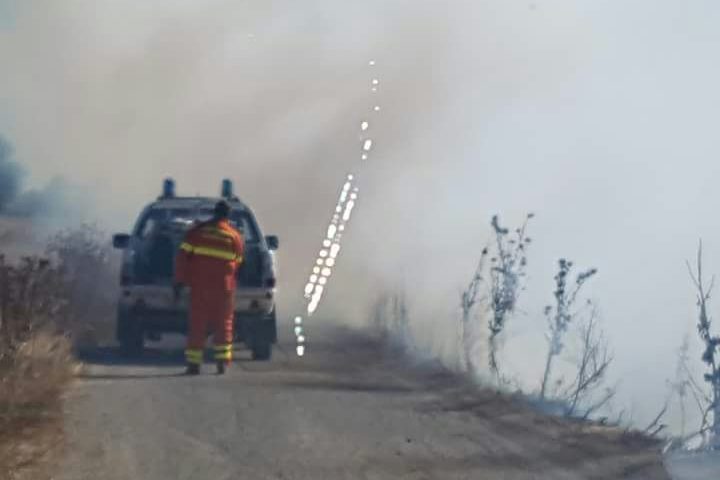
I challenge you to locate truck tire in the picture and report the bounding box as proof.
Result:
[251,341,272,361]
[118,311,144,358]
[249,315,274,361]
[269,308,278,344]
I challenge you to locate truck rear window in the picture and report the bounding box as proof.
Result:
[135,208,260,243]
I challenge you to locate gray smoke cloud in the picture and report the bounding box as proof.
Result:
[0,136,23,210]
[0,134,79,219]
[2,0,720,431]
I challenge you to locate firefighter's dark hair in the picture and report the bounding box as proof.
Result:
[213,200,231,219]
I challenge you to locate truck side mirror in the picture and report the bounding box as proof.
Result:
[113,233,131,249]
[265,235,279,251]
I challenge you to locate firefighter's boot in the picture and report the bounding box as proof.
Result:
[216,361,229,375]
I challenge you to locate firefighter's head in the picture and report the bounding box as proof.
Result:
[213,200,231,220]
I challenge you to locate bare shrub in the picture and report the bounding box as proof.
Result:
[45,224,117,346]
[458,214,533,383]
[0,224,117,354]
[560,308,615,419]
[686,241,720,449]
[0,223,115,478]
[540,258,597,400]
[0,255,68,358]
[0,251,77,477]
[459,247,488,374]
[487,214,533,382]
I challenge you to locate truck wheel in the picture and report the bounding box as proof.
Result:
[118,313,144,358]
[268,308,278,344]
[251,341,272,361]
[250,316,273,361]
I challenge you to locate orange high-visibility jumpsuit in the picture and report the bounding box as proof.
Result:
[174,219,244,366]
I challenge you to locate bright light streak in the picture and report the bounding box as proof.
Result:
[296,63,382,353]
[307,301,318,315]
[343,201,355,221]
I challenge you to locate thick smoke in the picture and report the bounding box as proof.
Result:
[0,136,22,211]
[0,134,78,219]
[3,1,720,432]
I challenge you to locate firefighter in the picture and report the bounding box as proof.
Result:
[174,200,244,375]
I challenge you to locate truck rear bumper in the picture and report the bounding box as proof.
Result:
[122,309,272,336]
[118,285,275,316]
[117,285,275,339]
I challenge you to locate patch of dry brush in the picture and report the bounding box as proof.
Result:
[0,333,76,480]
[0,224,116,479]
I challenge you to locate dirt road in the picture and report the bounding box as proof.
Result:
[58,325,669,480]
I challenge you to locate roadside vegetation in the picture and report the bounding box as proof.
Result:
[0,223,115,479]
[672,243,720,450]
[371,213,720,459]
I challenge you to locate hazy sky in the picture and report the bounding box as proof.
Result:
[2,0,720,429]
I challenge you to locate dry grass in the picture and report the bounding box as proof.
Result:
[0,332,76,480]
[0,223,116,479]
